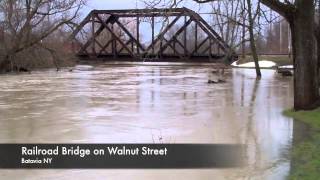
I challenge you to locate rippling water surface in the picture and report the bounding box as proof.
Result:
[0,63,294,179]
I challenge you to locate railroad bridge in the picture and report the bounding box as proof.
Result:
[70,7,237,63]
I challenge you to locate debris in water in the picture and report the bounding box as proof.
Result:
[208,79,226,84]
[276,66,293,76]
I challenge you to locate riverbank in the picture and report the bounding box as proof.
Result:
[0,52,76,73]
[284,108,320,179]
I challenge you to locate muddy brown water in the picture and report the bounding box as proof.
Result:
[0,63,294,179]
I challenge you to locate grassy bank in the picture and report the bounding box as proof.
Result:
[238,55,292,66]
[283,108,320,180]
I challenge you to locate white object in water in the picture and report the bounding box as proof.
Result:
[279,65,293,69]
[74,65,94,71]
[232,60,276,68]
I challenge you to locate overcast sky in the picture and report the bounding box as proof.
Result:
[83,0,208,15]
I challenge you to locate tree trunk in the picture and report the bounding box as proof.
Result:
[290,0,319,110]
[317,34,320,87]
[317,36,320,88]
[246,0,261,77]
[0,54,12,73]
[241,0,246,59]
[317,25,320,82]
[318,1,320,86]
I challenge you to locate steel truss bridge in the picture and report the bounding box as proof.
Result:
[70,7,237,63]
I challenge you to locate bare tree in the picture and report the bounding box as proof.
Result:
[195,0,319,110]
[0,0,86,72]
[142,0,262,76]
[140,0,319,109]
[209,0,242,47]
[246,0,261,77]
[261,0,319,110]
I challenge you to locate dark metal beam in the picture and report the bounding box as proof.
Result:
[91,15,96,55]
[136,16,140,55]
[151,15,155,54]
[195,22,198,54]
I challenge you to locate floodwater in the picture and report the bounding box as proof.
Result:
[0,63,294,179]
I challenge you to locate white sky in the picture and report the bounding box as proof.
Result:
[83,0,209,15]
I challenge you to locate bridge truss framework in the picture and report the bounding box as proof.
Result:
[70,7,237,63]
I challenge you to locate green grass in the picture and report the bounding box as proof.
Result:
[238,55,292,66]
[283,108,320,180]
[284,108,320,130]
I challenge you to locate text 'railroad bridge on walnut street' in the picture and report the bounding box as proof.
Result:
[69,7,238,64]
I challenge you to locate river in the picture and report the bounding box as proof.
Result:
[0,63,294,179]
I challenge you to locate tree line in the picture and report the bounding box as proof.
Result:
[0,0,86,72]
[164,0,320,110]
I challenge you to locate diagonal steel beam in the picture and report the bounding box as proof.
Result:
[191,36,209,54]
[98,39,113,55]
[172,36,190,56]
[184,9,229,52]
[158,18,193,55]
[162,37,184,58]
[95,14,135,57]
[68,12,93,41]
[78,25,105,54]
[114,18,145,52]
[143,14,183,54]
[118,39,133,53]
[94,39,104,49]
